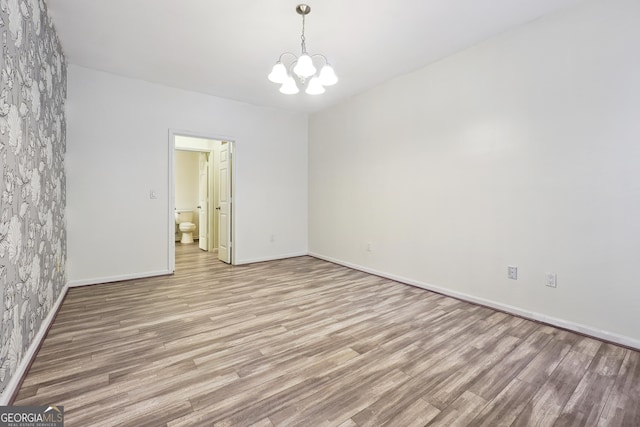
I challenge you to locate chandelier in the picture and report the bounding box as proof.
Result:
[268,4,338,95]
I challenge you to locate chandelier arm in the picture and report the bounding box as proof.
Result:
[277,52,300,63]
[310,53,329,66]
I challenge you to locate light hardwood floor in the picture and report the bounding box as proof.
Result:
[14,244,640,426]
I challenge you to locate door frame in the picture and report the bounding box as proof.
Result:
[168,129,236,272]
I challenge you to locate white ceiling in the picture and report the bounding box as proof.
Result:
[48,0,584,113]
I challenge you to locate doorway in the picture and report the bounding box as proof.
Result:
[169,132,234,271]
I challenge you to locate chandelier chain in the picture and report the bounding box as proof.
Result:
[300,13,307,54]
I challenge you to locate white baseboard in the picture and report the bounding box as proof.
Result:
[308,252,640,351]
[67,270,172,288]
[235,252,308,265]
[0,283,69,405]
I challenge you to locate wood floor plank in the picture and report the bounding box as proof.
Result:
[426,390,488,426]
[381,397,440,427]
[598,350,640,426]
[423,334,523,410]
[470,378,538,426]
[555,370,616,426]
[468,329,552,401]
[555,343,627,426]
[513,349,594,427]
[12,243,640,426]
[516,337,572,386]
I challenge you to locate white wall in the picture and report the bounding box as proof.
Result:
[174,150,200,238]
[174,150,199,211]
[67,65,308,284]
[309,0,640,346]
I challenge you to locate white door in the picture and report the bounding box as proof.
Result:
[217,143,231,263]
[198,153,208,251]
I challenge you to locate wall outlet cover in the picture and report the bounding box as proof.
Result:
[545,273,557,288]
[508,266,518,280]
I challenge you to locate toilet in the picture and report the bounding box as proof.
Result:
[175,210,196,244]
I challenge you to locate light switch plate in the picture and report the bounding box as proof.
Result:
[545,273,557,288]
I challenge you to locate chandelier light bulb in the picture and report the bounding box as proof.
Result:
[279,76,300,94]
[305,77,325,95]
[318,64,338,86]
[268,62,288,83]
[293,54,316,79]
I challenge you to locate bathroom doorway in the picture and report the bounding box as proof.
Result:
[169,132,234,271]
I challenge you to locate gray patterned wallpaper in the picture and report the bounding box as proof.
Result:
[0,0,67,395]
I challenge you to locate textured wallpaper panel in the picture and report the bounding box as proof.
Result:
[0,0,67,394]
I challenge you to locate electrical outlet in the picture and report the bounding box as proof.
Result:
[270,234,275,243]
[508,266,518,280]
[545,273,557,288]
[366,242,372,252]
